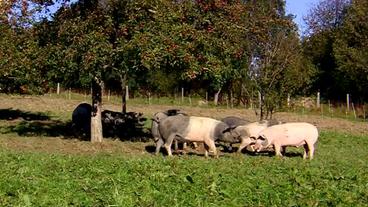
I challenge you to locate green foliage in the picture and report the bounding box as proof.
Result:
[303,0,368,101]
[334,0,368,101]
[0,131,367,206]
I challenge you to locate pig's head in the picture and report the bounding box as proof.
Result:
[252,135,269,152]
[221,126,242,143]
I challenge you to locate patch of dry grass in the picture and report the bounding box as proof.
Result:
[0,94,367,156]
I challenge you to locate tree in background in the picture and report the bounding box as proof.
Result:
[242,0,314,119]
[334,0,368,101]
[0,0,56,94]
[302,0,352,100]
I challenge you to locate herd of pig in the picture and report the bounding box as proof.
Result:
[151,109,319,159]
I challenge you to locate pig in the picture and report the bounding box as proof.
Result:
[71,103,92,138]
[220,116,251,151]
[151,110,189,154]
[221,116,250,127]
[234,119,282,153]
[157,115,238,157]
[253,122,318,159]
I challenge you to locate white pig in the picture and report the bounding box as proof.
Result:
[253,122,318,159]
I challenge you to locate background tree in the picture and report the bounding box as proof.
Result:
[302,0,351,100]
[241,0,313,119]
[334,0,368,101]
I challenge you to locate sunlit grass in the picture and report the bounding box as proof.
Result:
[0,131,367,206]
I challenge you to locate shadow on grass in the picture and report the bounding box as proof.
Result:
[146,143,304,158]
[0,108,51,121]
[1,120,75,138]
[145,144,207,157]
[0,108,152,141]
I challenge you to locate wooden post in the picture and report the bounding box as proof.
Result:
[352,103,357,119]
[181,88,184,103]
[214,88,221,106]
[68,88,71,100]
[317,92,320,108]
[226,95,229,109]
[346,93,350,112]
[125,86,129,101]
[258,91,262,109]
[230,91,234,108]
[321,102,324,118]
[287,94,290,107]
[57,83,60,95]
[91,79,103,143]
[205,92,208,104]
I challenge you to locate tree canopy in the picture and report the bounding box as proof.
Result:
[1,0,367,119]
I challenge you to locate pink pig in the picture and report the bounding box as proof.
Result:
[253,122,318,159]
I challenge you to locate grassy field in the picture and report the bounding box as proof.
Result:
[0,94,367,206]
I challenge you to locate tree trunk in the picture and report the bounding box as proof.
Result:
[91,78,103,143]
[121,73,127,113]
[214,88,221,106]
[259,91,264,120]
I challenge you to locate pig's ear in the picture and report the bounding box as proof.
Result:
[257,135,266,140]
[257,135,268,146]
[151,118,159,123]
[222,125,237,133]
[250,137,257,141]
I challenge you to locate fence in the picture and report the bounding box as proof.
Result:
[48,85,367,121]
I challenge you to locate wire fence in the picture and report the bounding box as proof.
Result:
[48,85,367,122]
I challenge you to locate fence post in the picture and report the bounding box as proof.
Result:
[287,93,290,107]
[181,88,184,103]
[68,88,71,100]
[317,91,320,108]
[352,103,357,119]
[205,92,208,104]
[258,91,262,109]
[126,86,129,101]
[346,93,350,112]
[57,83,60,95]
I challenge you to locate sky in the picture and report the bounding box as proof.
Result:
[286,0,320,33]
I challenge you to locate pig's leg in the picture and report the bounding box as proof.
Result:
[237,138,248,153]
[307,142,314,160]
[274,144,282,157]
[155,138,164,155]
[303,143,309,159]
[183,142,187,150]
[204,143,209,157]
[204,139,218,158]
[174,140,179,151]
[164,133,176,156]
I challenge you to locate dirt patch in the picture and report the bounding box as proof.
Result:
[0,95,367,155]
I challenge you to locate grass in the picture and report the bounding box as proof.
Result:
[0,131,367,206]
[0,94,367,206]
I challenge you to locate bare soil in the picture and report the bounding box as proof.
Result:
[0,95,367,155]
